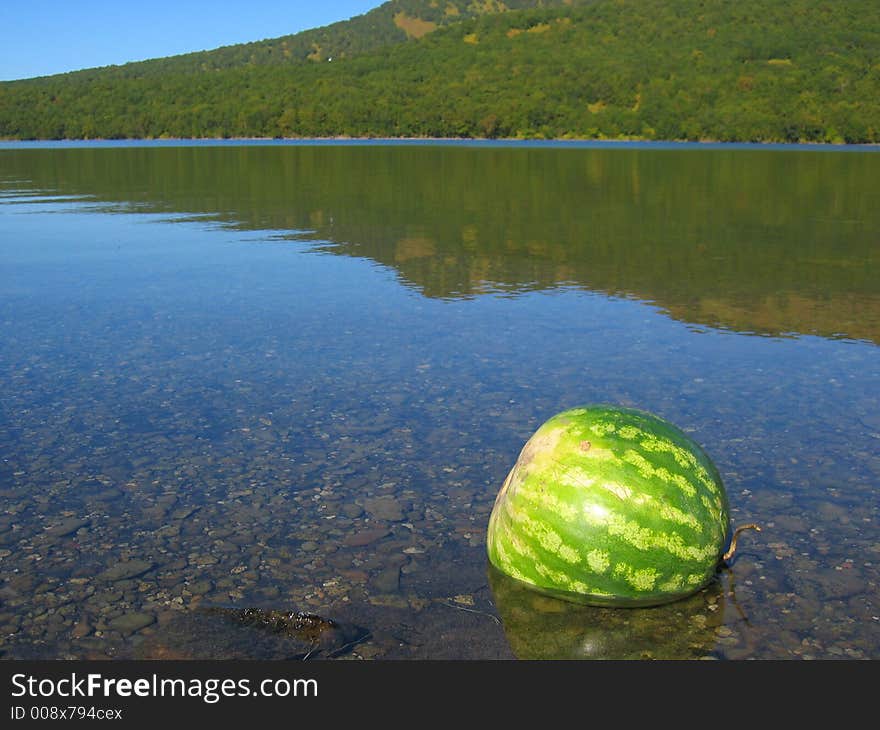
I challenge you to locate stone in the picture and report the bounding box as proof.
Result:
[370,566,400,594]
[46,517,91,537]
[98,560,155,582]
[343,528,390,547]
[109,612,156,635]
[171,506,200,521]
[71,620,93,639]
[363,496,405,522]
[188,580,213,596]
[821,568,863,599]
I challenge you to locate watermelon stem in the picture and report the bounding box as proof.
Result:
[722,523,762,563]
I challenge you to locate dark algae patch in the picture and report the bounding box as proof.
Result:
[132,607,370,660]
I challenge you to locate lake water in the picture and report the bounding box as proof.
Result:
[0,141,878,659]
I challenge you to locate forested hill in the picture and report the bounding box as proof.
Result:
[64,0,569,76]
[1,0,878,143]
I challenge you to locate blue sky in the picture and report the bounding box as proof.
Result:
[0,1,382,81]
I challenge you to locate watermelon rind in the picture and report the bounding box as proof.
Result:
[486,405,731,607]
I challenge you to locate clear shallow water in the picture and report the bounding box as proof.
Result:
[0,142,878,659]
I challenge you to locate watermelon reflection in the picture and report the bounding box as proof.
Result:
[488,564,735,659]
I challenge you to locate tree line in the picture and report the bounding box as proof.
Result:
[0,0,877,143]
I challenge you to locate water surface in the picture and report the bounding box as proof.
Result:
[0,142,878,659]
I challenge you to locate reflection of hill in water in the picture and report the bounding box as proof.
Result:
[4,144,878,343]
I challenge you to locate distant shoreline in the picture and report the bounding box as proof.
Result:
[2,136,879,151]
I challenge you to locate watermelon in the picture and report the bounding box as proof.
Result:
[486,405,731,607]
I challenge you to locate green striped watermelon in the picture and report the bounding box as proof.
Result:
[486,405,731,607]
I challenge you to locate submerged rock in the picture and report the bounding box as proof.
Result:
[109,612,156,635]
[370,566,401,594]
[363,496,405,522]
[343,527,390,547]
[46,517,91,538]
[98,560,155,582]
